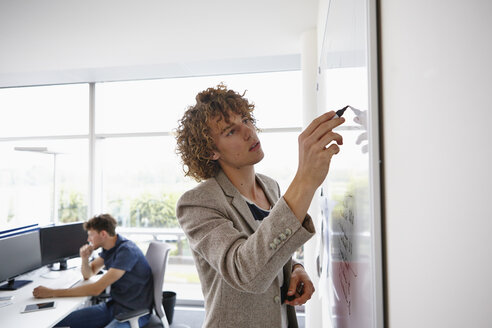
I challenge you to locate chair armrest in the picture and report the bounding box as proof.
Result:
[90,292,111,305]
[115,308,150,322]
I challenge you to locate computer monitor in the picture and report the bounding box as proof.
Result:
[39,222,88,271]
[0,230,42,290]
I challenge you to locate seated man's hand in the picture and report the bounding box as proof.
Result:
[284,264,315,306]
[33,286,55,298]
[80,244,94,260]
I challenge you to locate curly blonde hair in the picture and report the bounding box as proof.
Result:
[175,84,257,182]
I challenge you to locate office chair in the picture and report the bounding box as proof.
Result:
[116,241,171,328]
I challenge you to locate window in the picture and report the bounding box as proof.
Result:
[0,84,89,229]
[0,84,88,137]
[0,70,302,303]
[99,136,192,227]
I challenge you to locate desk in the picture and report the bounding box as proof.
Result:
[0,259,100,328]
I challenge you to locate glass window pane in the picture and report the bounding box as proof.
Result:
[96,71,301,134]
[0,84,89,137]
[100,136,196,227]
[0,139,88,230]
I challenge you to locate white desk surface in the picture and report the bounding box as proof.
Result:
[0,259,100,328]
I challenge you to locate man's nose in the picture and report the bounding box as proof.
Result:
[243,125,253,140]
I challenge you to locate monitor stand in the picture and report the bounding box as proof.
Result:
[0,279,32,291]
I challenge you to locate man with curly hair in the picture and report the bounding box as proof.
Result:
[175,84,344,327]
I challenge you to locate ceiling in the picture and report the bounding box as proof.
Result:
[0,0,319,86]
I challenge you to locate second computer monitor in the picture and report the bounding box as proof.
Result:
[40,222,88,270]
[0,230,42,290]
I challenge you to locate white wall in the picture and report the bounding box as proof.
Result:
[380,1,492,327]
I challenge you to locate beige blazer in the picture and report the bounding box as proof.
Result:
[176,170,315,328]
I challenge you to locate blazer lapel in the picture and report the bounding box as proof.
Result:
[215,170,260,232]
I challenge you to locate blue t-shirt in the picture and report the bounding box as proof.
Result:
[99,235,153,315]
[246,201,270,221]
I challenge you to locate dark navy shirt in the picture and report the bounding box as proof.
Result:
[246,201,270,221]
[99,234,153,315]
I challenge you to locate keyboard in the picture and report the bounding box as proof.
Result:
[43,270,82,289]
[58,277,81,289]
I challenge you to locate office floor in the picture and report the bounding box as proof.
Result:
[170,306,305,328]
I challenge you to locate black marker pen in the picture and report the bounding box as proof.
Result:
[334,105,349,118]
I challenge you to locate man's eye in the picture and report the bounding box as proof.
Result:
[227,129,235,136]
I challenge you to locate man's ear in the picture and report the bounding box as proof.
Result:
[211,151,220,161]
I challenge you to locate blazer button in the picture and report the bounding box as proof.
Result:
[274,296,281,304]
[285,228,292,236]
[279,233,286,241]
[270,243,277,250]
[274,238,281,245]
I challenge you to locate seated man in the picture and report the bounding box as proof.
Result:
[33,214,153,328]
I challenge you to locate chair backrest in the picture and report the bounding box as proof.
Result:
[145,241,172,319]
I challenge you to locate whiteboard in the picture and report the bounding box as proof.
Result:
[316,0,384,327]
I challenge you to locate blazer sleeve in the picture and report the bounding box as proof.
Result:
[176,185,315,294]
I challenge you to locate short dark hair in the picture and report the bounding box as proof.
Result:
[175,83,257,181]
[83,214,117,236]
